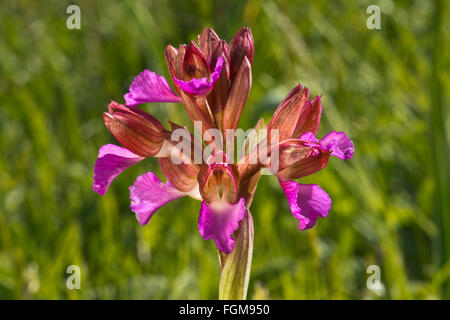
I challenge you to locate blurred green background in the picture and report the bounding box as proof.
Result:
[0,0,449,299]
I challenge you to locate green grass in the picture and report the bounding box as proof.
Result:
[0,0,449,299]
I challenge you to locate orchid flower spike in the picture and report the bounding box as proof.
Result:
[93,27,354,254]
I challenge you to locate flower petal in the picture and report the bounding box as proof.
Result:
[129,172,185,226]
[104,101,169,157]
[297,183,331,229]
[198,198,246,254]
[268,84,310,142]
[320,131,354,160]
[279,179,331,230]
[124,70,181,106]
[173,56,224,95]
[276,139,330,180]
[222,56,252,132]
[93,144,143,195]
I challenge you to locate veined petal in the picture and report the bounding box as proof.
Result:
[104,101,169,157]
[173,56,224,95]
[201,37,231,121]
[124,70,181,106]
[222,56,252,132]
[229,27,254,79]
[159,157,200,193]
[294,95,322,137]
[279,179,309,229]
[276,139,330,180]
[178,92,216,132]
[268,84,310,142]
[297,184,331,229]
[279,179,331,230]
[320,131,355,160]
[198,198,246,254]
[93,144,143,195]
[129,172,185,226]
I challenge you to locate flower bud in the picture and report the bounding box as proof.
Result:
[209,40,230,78]
[207,40,231,125]
[229,27,254,79]
[268,84,310,142]
[198,28,221,64]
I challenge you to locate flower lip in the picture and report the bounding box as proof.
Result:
[320,131,354,160]
[93,144,143,195]
[279,179,331,230]
[198,197,246,254]
[267,84,310,142]
[276,138,330,180]
[173,56,224,95]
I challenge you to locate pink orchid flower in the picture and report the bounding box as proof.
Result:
[93,27,354,255]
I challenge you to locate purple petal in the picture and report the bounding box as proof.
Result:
[198,197,245,254]
[297,184,331,229]
[124,70,182,106]
[279,179,331,230]
[93,144,143,195]
[173,56,224,95]
[299,131,319,143]
[279,180,310,229]
[129,172,185,226]
[320,131,354,160]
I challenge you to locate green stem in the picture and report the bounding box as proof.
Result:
[218,210,254,300]
[431,0,450,297]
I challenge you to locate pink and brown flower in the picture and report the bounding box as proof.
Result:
[93,27,354,254]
